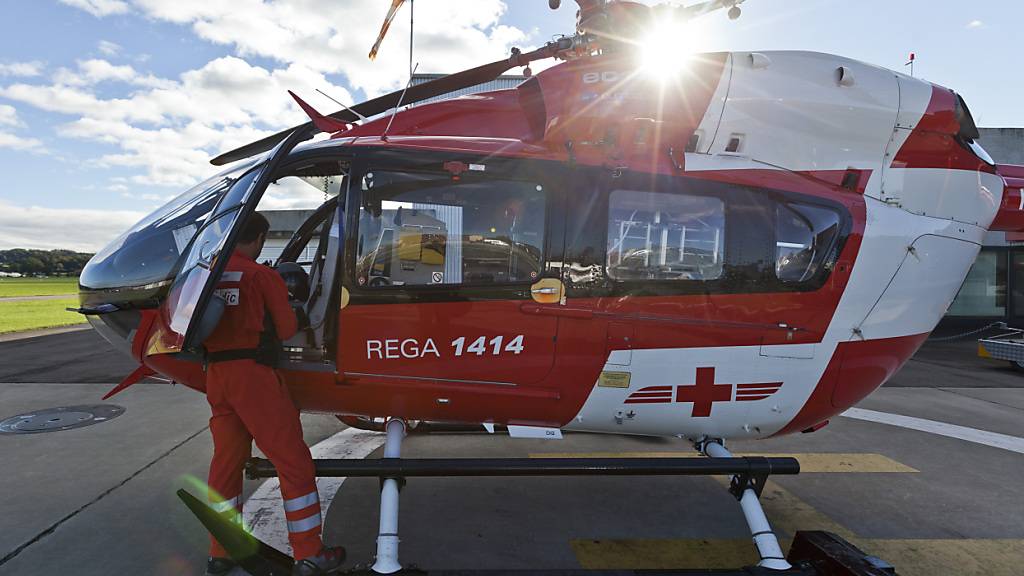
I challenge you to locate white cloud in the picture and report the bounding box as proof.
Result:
[52,59,174,89]
[5,56,355,186]
[0,82,166,124]
[59,0,131,17]
[967,20,984,29]
[0,132,44,152]
[4,0,533,196]
[98,40,123,56]
[0,103,50,154]
[129,0,530,97]
[0,61,45,77]
[0,105,21,127]
[0,200,145,251]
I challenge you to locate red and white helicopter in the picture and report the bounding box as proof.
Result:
[75,0,1024,572]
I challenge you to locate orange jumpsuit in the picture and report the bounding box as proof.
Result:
[204,251,322,560]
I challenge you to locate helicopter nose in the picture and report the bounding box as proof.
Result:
[80,308,139,359]
[76,235,175,357]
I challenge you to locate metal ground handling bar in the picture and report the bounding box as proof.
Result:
[245,456,800,480]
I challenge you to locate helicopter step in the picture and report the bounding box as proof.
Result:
[178,487,894,576]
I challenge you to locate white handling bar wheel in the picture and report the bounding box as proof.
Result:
[702,440,792,570]
[372,418,407,574]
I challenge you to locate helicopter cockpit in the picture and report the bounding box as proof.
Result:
[256,159,349,364]
[76,148,350,365]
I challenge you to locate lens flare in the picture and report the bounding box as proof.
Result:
[640,20,703,78]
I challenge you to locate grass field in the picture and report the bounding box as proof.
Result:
[0,298,86,334]
[0,277,79,297]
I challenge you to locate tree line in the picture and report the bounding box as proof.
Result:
[0,249,94,276]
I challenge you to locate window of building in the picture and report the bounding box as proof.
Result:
[355,170,546,287]
[947,249,1007,317]
[775,202,842,284]
[606,189,724,281]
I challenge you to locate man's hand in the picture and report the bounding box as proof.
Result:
[291,302,310,331]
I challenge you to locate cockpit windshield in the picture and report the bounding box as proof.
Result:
[80,160,257,292]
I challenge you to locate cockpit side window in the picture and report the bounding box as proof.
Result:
[607,190,725,282]
[596,176,848,296]
[354,170,546,288]
[79,163,254,292]
[775,202,842,284]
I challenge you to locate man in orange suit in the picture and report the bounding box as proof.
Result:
[202,212,344,576]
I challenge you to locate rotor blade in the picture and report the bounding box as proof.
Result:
[369,0,407,61]
[210,56,521,166]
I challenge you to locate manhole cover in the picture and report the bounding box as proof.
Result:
[0,405,125,434]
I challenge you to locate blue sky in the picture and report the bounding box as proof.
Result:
[0,0,1019,251]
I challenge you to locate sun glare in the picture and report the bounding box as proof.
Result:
[640,20,703,78]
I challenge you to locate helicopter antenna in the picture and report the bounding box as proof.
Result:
[315,89,368,121]
[405,0,409,78]
[382,62,419,142]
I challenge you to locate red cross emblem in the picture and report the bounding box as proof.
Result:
[624,367,783,418]
[676,366,732,417]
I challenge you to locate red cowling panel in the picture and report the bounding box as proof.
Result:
[892,86,995,174]
[830,333,929,408]
[145,353,207,394]
[773,332,929,436]
[991,164,1024,232]
[537,53,729,173]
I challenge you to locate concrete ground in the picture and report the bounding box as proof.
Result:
[0,329,1022,575]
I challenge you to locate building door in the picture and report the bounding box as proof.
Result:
[1010,250,1024,326]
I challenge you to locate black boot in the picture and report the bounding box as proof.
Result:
[205,556,237,576]
[292,546,346,576]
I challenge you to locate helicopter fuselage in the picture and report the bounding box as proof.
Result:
[81,49,1016,441]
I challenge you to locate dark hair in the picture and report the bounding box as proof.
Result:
[239,212,270,244]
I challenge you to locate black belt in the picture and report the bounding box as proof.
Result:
[206,348,261,364]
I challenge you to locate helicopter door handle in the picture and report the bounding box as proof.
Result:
[530,278,565,305]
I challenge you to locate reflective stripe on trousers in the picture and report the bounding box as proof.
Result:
[287,510,322,534]
[283,490,318,513]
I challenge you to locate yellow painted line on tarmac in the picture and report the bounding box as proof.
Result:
[528,452,918,473]
[548,451,1019,574]
[573,479,1024,576]
[573,536,1024,576]
[858,539,1024,576]
[713,477,856,540]
[572,538,763,570]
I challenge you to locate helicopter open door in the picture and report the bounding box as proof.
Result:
[154,127,314,354]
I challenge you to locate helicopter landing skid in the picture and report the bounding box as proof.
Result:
[178,487,891,576]
[181,434,896,576]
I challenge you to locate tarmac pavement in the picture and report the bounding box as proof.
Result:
[0,329,1022,575]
